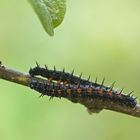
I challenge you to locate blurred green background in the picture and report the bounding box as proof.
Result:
[0,0,140,140]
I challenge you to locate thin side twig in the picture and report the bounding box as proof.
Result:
[0,63,140,118]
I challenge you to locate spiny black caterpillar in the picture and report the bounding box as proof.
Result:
[29,63,109,88]
[29,63,137,109]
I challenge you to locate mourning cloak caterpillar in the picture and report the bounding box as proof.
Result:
[29,64,137,109]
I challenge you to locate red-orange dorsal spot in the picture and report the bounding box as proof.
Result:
[67,89,72,94]
[98,89,103,94]
[108,91,113,96]
[77,88,82,94]
[87,88,93,93]
[57,80,61,84]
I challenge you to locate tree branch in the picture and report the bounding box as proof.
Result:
[0,62,140,118]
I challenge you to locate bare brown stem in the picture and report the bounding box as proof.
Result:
[0,62,140,118]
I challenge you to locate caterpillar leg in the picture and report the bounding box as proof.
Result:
[87,107,102,114]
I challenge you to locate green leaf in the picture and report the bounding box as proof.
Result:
[28,0,66,36]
